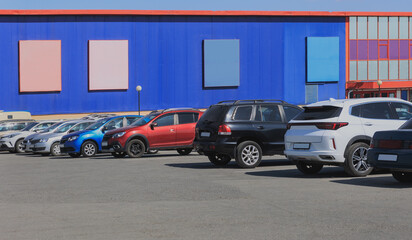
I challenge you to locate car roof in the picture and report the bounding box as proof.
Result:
[306,97,410,108]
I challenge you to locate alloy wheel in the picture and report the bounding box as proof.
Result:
[351,146,370,173]
[241,145,260,166]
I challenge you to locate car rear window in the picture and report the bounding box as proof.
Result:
[294,106,342,120]
[200,105,228,123]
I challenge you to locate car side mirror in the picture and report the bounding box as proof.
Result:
[150,122,158,130]
[68,129,75,133]
[102,126,108,132]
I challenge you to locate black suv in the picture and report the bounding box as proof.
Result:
[194,100,302,168]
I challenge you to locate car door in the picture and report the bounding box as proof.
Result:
[359,102,403,138]
[148,113,176,147]
[252,104,286,154]
[175,112,199,146]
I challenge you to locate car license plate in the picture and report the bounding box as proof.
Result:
[200,132,211,137]
[378,154,397,162]
[293,143,310,149]
[102,141,108,147]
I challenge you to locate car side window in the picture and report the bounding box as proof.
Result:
[351,105,361,117]
[255,105,281,122]
[283,106,302,122]
[178,113,198,124]
[126,117,139,125]
[155,114,175,127]
[105,118,124,131]
[361,102,395,119]
[233,106,253,121]
[391,102,412,120]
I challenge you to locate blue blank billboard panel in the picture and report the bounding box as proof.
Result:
[307,37,339,83]
[204,39,240,87]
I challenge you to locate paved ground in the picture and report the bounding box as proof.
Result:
[0,151,411,240]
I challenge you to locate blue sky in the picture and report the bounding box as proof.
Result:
[0,0,411,12]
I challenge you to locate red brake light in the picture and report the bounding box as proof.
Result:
[378,140,403,149]
[315,122,348,130]
[218,124,231,135]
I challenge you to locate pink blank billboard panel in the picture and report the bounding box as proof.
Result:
[89,40,129,90]
[19,40,62,92]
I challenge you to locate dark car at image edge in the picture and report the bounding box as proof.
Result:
[194,100,303,168]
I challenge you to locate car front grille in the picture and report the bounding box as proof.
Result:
[60,139,68,144]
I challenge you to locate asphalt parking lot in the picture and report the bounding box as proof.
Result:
[1,151,412,240]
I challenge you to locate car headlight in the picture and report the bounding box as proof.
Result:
[112,132,126,138]
[39,138,48,143]
[68,136,79,141]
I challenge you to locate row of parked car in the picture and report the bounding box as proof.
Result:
[1,98,412,183]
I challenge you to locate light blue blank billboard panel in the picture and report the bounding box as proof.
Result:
[307,37,339,83]
[204,39,240,87]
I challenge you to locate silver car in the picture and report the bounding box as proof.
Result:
[23,121,70,153]
[31,120,94,156]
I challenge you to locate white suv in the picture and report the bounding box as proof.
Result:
[284,98,412,177]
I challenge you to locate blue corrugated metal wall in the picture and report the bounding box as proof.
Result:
[0,16,346,115]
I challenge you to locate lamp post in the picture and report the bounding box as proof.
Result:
[377,80,382,97]
[136,85,142,115]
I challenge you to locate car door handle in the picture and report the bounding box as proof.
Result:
[364,122,373,126]
[257,126,264,129]
[170,129,175,132]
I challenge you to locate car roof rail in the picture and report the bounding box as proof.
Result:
[218,99,286,105]
[163,108,199,112]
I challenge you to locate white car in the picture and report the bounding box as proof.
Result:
[0,120,59,153]
[284,98,412,177]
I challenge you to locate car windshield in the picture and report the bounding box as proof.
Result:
[86,119,107,130]
[41,122,64,133]
[200,105,228,123]
[55,123,78,133]
[132,113,160,126]
[294,106,342,120]
[21,122,38,131]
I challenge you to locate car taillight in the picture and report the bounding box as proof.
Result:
[315,122,348,130]
[377,140,404,149]
[218,124,231,135]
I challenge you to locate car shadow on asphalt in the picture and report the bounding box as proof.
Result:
[245,167,349,179]
[330,177,412,189]
[166,159,293,169]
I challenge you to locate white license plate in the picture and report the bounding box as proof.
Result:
[200,132,211,137]
[293,143,310,149]
[102,141,108,147]
[378,154,397,162]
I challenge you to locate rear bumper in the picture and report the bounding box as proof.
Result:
[194,138,237,156]
[368,148,412,171]
[284,149,345,164]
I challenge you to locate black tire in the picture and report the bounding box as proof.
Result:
[235,141,262,168]
[344,142,373,177]
[126,139,145,158]
[392,171,412,183]
[15,139,25,153]
[208,154,231,166]
[40,153,50,156]
[69,153,81,158]
[177,148,192,155]
[147,149,158,154]
[111,152,127,158]
[50,142,61,156]
[296,161,323,174]
[81,141,97,157]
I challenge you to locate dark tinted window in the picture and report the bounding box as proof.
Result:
[255,105,281,122]
[233,106,253,121]
[294,106,342,120]
[105,118,124,131]
[155,114,175,127]
[283,106,303,122]
[361,102,394,119]
[351,105,361,117]
[200,105,228,123]
[178,113,199,124]
[391,102,412,120]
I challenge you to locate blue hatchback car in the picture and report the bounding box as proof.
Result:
[60,115,141,157]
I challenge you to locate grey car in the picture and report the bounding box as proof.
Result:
[23,121,69,153]
[31,120,94,156]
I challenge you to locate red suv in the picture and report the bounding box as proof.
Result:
[102,109,203,158]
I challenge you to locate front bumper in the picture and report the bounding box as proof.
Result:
[0,141,14,151]
[32,142,51,153]
[102,140,123,152]
[60,140,80,154]
[368,148,412,171]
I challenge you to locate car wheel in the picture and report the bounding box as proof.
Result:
[81,141,97,157]
[126,139,145,158]
[296,161,323,174]
[177,148,192,155]
[208,154,231,166]
[111,152,127,158]
[69,153,81,158]
[15,139,25,153]
[147,149,159,154]
[235,141,262,168]
[392,171,412,183]
[50,142,61,156]
[344,142,373,177]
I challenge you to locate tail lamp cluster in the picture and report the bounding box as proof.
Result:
[287,122,348,130]
[370,139,412,149]
[218,124,231,135]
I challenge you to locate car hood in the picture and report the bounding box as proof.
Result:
[106,125,137,135]
[32,132,65,140]
[0,130,20,137]
[25,133,42,141]
[62,129,97,139]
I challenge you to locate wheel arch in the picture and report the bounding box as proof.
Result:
[344,135,371,159]
[126,134,149,149]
